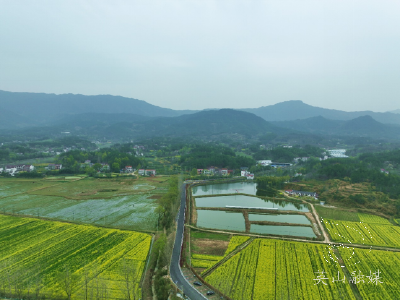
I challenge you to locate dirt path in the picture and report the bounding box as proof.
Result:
[309,202,331,243]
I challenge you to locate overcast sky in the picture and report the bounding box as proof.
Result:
[1,1,400,112]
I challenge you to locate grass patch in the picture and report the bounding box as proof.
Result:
[315,205,360,222]
[191,229,231,241]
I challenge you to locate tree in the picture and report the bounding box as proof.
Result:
[112,162,120,172]
[190,168,197,176]
[58,265,78,300]
[93,163,102,172]
[122,258,138,300]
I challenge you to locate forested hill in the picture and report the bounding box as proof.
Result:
[100,109,291,139]
[0,90,196,125]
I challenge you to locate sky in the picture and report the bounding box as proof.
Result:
[1,1,400,112]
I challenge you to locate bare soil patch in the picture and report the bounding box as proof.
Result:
[192,238,229,256]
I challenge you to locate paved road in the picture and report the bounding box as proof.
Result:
[170,183,208,300]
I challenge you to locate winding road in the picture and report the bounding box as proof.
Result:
[170,183,208,300]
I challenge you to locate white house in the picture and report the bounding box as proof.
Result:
[5,167,17,176]
[246,173,254,180]
[145,169,156,176]
[257,160,272,166]
[327,149,348,158]
[241,170,250,177]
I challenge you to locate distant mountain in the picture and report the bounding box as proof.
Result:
[272,116,342,134]
[53,113,153,128]
[391,109,400,114]
[99,109,290,139]
[0,90,196,125]
[272,115,400,140]
[0,107,37,129]
[242,100,400,125]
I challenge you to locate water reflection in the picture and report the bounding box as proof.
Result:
[192,182,257,196]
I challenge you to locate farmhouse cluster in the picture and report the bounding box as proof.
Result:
[285,189,318,200]
[0,164,35,176]
[196,167,234,176]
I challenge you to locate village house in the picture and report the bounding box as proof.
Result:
[270,163,292,168]
[145,169,156,176]
[197,169,203,175]
[380,168,389,174]
[241,170,250,177]
[257,160,272,166]
[293,157,309,163]
[5,167,17,176]
[101,163,110,171]
[47,164,62,170]
[246,173,254,180]
[5,164,35,173]
[285,189,318,199]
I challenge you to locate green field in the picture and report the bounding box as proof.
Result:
[0,214,151,299]
[358,213,391,225]
[315,205,360,222]
[324,219,400,247]
[339,247,400,300]
[0,177,168,231]
[205,238,355,300]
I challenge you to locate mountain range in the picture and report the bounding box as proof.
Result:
[242,100,400,124]
[1,90,399,141]
[272,115,400,140]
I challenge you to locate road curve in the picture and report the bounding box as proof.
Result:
[170,183,208,300]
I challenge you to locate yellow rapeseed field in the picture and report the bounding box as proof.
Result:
[0,214,151,299]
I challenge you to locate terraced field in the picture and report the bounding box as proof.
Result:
[204,238,355,300]
[0,214,151,299]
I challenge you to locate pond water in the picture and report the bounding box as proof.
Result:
[192,182,257,196]
[196,210,246,232]
[248,213,311,225]
[196,210,315,238]
[195,195,309,212]
[250,224,316,238]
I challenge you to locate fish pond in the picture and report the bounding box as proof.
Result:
[196,210,316,238]
[248,213,311,224]
[196,210,246,232]
[250,224,316,238]
[195,195,309,212]
[192,181,257,196]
